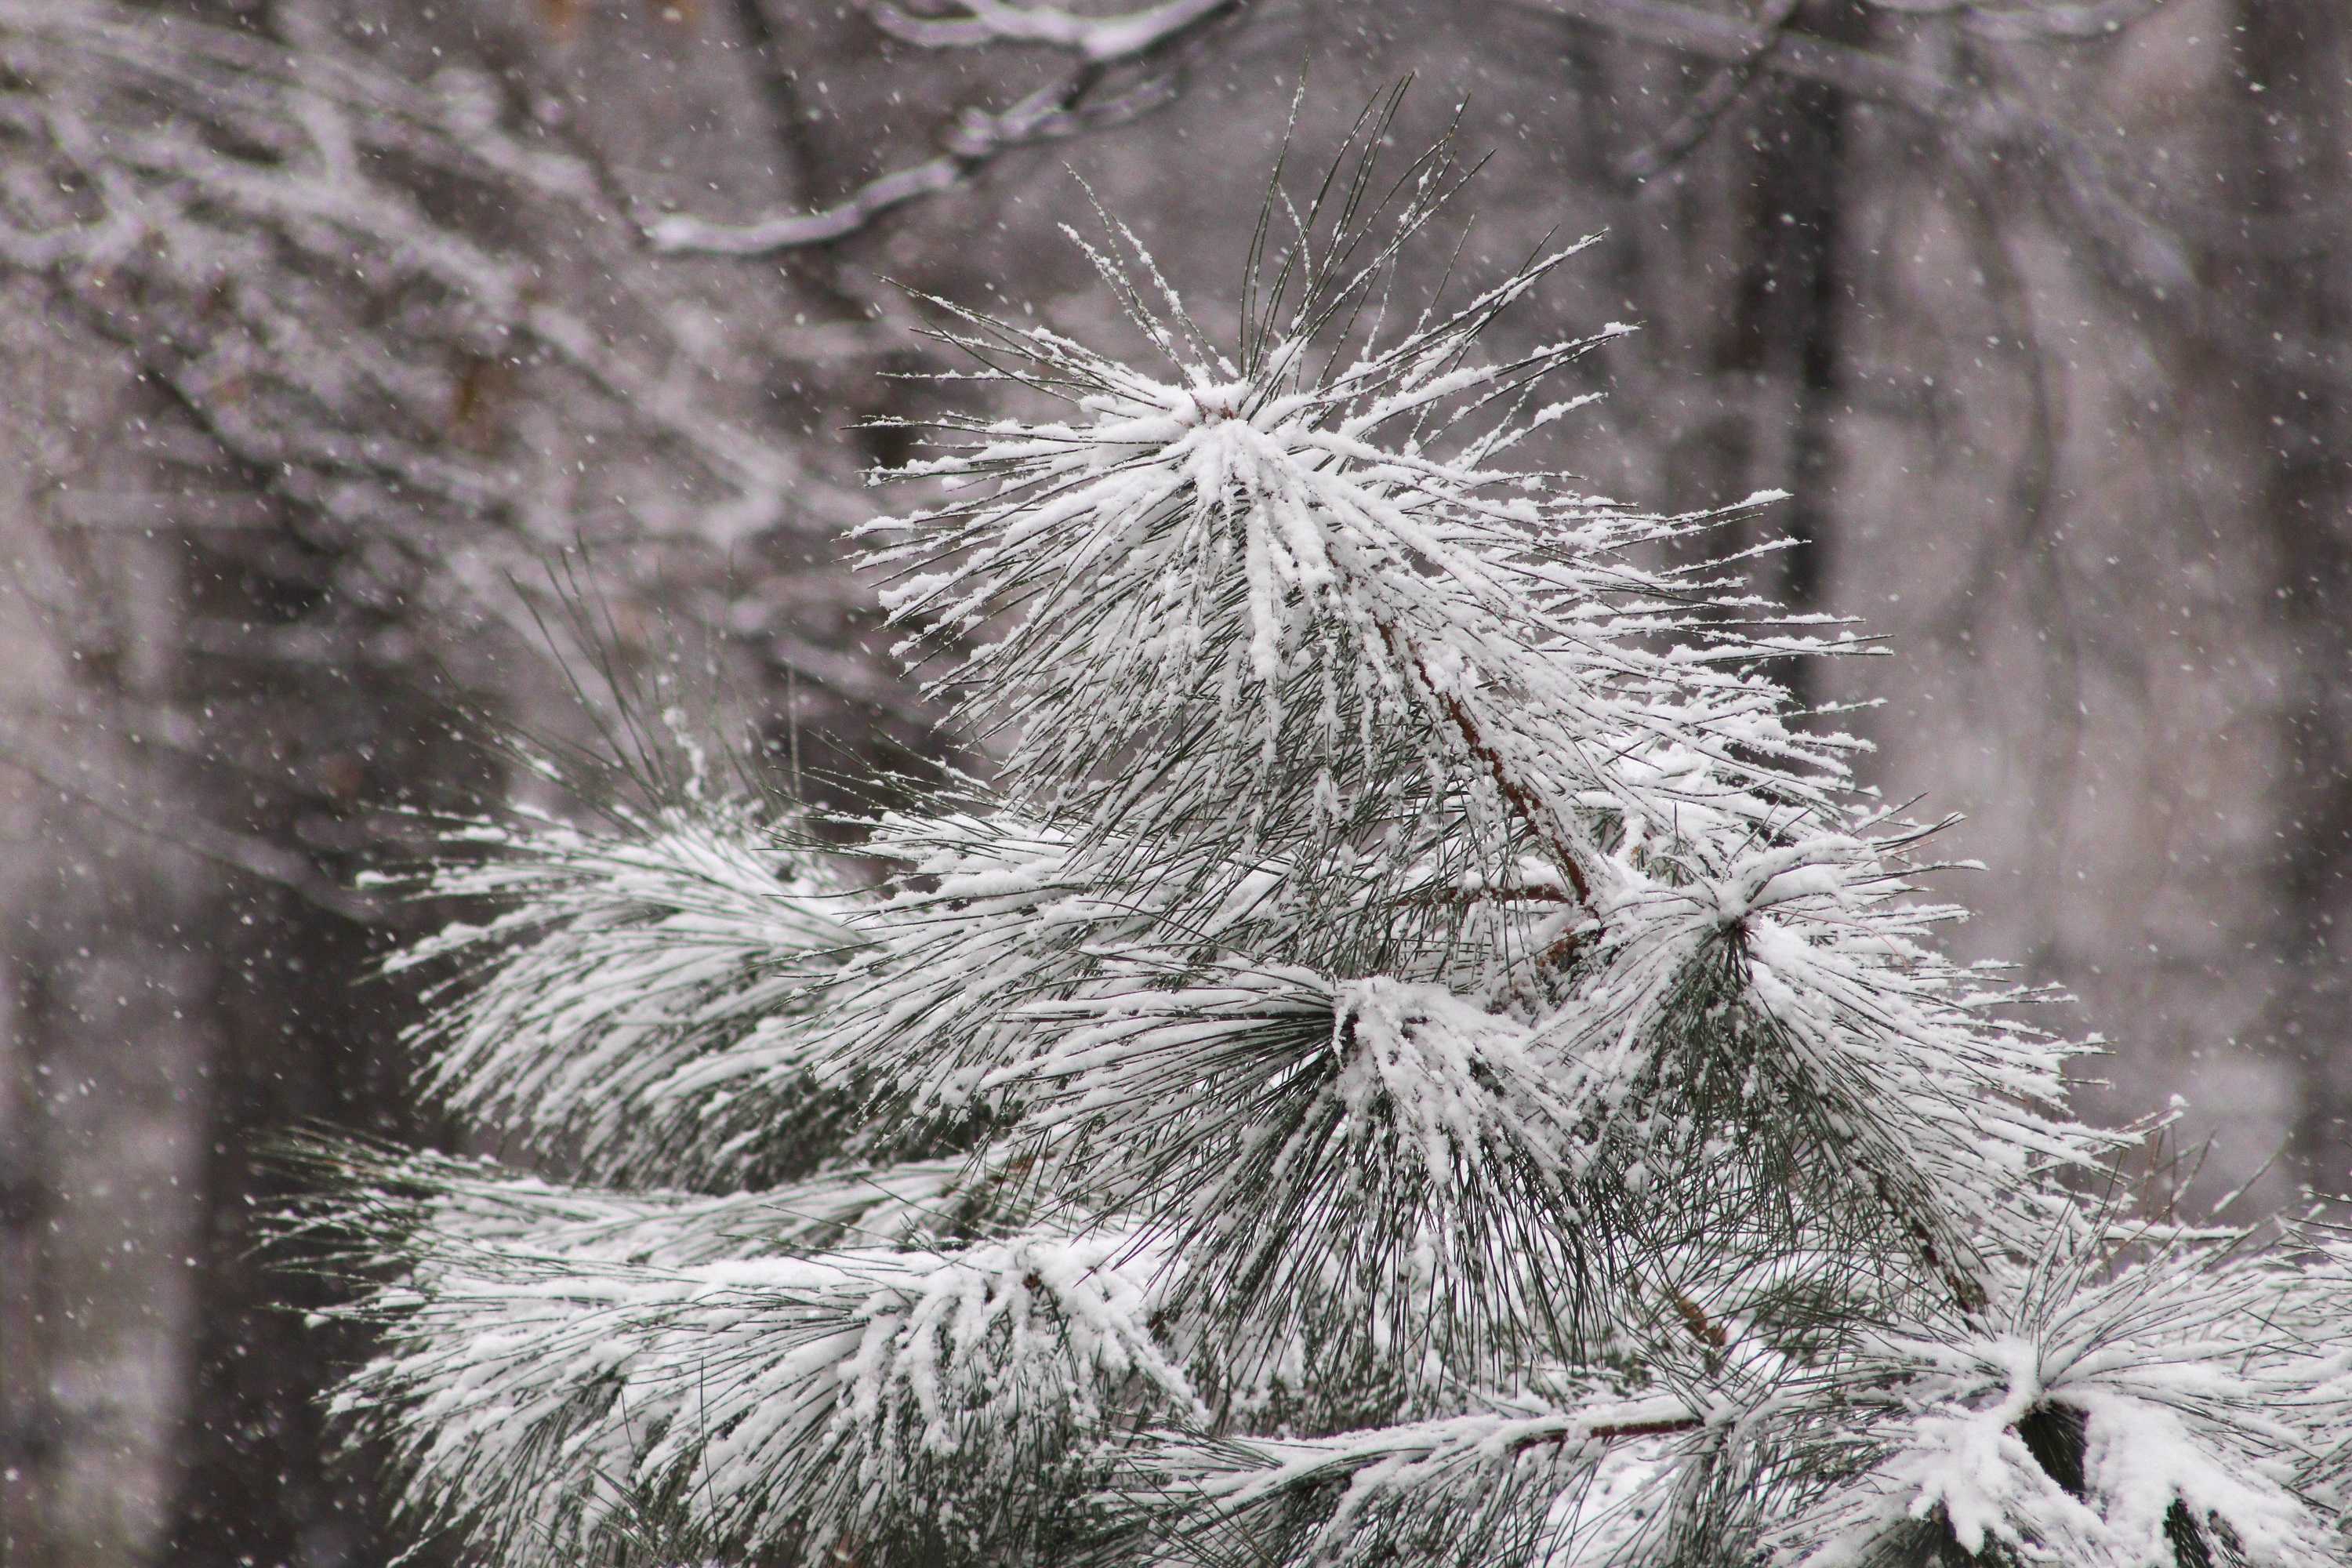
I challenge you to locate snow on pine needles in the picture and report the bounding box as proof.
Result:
[304,97,2352,1568]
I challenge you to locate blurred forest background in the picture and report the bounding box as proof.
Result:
[0,0,2346,1562]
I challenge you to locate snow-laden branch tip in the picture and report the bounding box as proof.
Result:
[1110,1397,1712,1568]
[390,803,860,1187]
[1778,1232,2352,1568]
[647,72,1194,257]
[319,1180,1198,1568]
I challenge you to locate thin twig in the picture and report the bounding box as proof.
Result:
[647,0,1243,256]
[1378,617,1597,918]
[0,744,383,921]
[1514,0,1961,109]
[1612,0,1803,182]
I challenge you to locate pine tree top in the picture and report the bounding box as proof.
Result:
[299,93,2352,1568]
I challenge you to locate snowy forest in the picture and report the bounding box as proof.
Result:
[2,2,2351,1566]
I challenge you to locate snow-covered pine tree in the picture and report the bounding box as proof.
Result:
[306,98,2352,1568]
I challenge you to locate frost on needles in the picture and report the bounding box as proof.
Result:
[302,100,2352,1568]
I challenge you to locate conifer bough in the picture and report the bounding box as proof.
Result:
[306,99,2352,1568]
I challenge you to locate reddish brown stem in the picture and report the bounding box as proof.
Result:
[1588,1416,1704,1440]
[1396,884,1578,909]
[1514,1414,1704,1453]
[1377,618,1596,918]
[1672,1293,1730,1349]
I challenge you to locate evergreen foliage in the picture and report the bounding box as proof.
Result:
[301,97,2352,1568]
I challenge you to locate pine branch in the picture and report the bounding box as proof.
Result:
[302,103,2352,1568]
[308,1151,1198,1568]
[1107,1396,1721,1568]
[1773,1227,2352,1568]
[386,800,863,1187]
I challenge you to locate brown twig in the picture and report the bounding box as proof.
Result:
[1588,1415,1706,1439]
[1378,618,1596,914]
[1395,883,1580,908]
[1672,1292,1730,1348]
[1512,1414,1705,1452]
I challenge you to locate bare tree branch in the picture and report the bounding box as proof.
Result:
[1516,0,2344,398]
[863,0,1237,60]
[648,78,1147,253]
[1510,0,1959,108]
[0,744,383,922]
[647,0,1243,256]
[1878,0,2166,42]
[0,0,871,535]
[1610,0,1803,182]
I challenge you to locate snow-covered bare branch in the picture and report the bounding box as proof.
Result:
[645,0,1241,256]
[862,0,1241,62]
